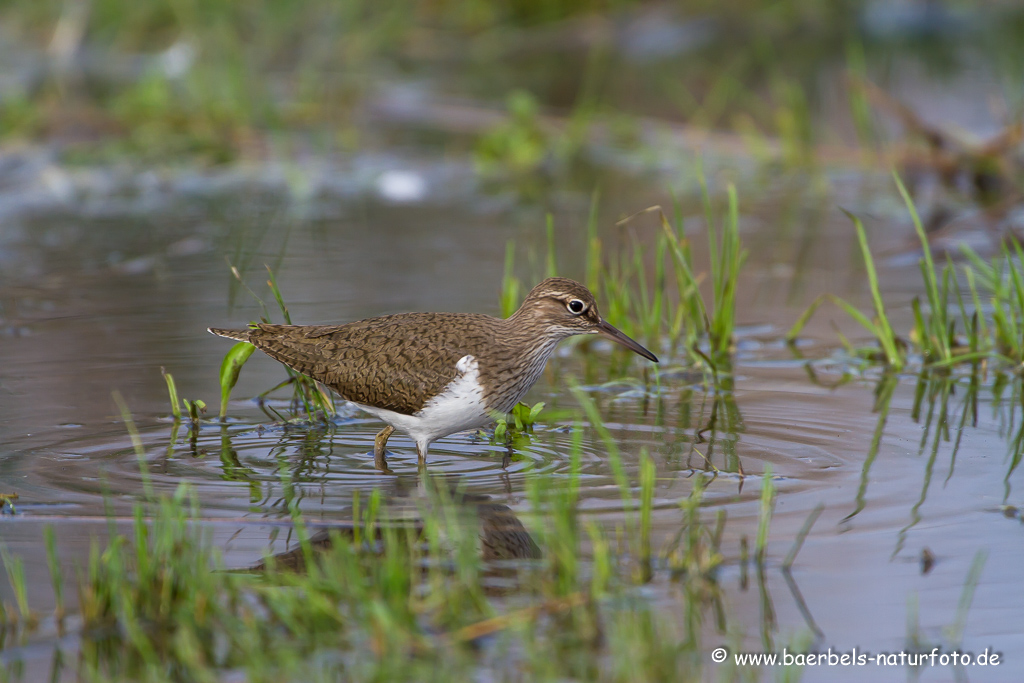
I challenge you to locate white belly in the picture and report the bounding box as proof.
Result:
[354,354,491,453]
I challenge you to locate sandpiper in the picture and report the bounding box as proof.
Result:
[209,277,658,468]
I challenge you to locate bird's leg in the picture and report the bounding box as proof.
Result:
[373,425,395,472]
[416,441,428,469]
[502,439,513,469]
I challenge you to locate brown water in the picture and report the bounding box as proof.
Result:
[1,168,1021,682]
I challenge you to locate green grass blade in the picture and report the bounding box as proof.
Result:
[911,297,928,356]
[755,466,776,565]
[585,189,601,291]
[895,171,946,354]
[501,240,521,319]
[219,342,256,420]
[265,265,291,324]
[844,210,902,368]
[113,391,153,502]
[936,263,952,359]
[963,266,989,346]
[959,243,997,290]
[782,503,823,569]
[660,215,708,332]
[570,381,632,516]
[949,259,973,355]
[0,544,30,619]
[785,294,829,342]
[945,549,988,645]
[826,294,882,343]
[44,525,64,619]
[161,367,182,420]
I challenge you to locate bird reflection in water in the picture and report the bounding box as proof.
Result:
[249,478,541,577]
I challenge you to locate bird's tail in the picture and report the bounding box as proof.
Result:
[208,327,253,343]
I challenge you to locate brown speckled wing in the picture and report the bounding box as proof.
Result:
[234,313,497,415]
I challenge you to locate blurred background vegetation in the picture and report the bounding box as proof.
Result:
[4,0,1022,169]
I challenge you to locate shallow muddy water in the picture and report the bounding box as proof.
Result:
[0,163,1022,683]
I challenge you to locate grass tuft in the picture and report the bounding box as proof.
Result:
[785,173,1024,373]
[786,209,904,368]
[502,172,746,381]
[7,453,741,680]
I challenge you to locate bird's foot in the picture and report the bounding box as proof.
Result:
[373,451,392,473]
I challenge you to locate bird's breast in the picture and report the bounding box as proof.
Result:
[478,337,562,414]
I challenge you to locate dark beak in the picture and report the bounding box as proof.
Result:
[596,320,659,363]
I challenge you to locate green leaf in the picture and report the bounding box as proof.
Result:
[219,342,256,419]
[785,294,828,342]
[161,367,181,420]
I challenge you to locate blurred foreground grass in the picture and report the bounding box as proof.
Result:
[0,396,757,683]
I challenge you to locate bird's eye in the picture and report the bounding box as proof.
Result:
[567,299,586,315]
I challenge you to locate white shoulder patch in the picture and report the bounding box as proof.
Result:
[406,353,489,441]
[354,353,490,456]
[456,354,476,374]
